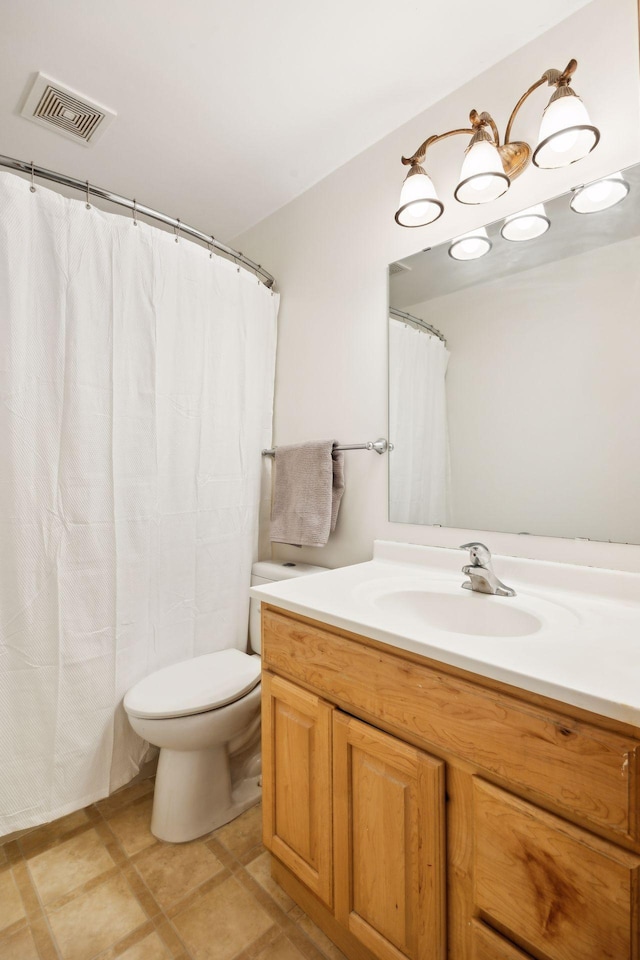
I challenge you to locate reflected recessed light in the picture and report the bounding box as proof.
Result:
[501,203,550,242]
[570,172,630,214]
[448,228,492,261]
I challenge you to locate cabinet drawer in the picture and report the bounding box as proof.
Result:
[473,778,640,960]
[262,607,640,841]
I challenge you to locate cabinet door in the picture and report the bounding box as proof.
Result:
[334,712,446,960]
[261,672,333,908]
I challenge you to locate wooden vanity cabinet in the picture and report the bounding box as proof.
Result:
[261,605,640,960]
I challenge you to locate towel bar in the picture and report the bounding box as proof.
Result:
[261,437,393,457]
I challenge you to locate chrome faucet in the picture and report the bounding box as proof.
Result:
[460,542,516,597]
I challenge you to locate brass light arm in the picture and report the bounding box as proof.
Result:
[504,59,578,145]
[472,110,501,147]
[402,127,475,167]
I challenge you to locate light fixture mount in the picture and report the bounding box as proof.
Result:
[395,59,599,227]
[496,140,531,180]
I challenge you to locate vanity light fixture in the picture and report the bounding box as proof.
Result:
[448,227,492,261]
[395,59,599,228]
[570,172,630,213]
[500,203,550,242]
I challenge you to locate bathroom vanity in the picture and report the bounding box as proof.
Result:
[252,542,640,960]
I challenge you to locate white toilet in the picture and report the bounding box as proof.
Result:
[123,561,326,843]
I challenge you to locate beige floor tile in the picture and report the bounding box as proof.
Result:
[134,841,224,910]
[245,851,294,913]
[47,873,147,960]
[28,828,116,904]
[120,933,169,960]
[213,804,263,858]
[0,926,39,960]
[97,781,155,819]
[0,868,26,932]
[253,932,307,960]
[20,809,90,856]
[296,916,348,960]
[172,875,273,960]
[108,798,156,857]
[104,931,169,960]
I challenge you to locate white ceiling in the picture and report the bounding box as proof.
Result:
[0,0,592,241]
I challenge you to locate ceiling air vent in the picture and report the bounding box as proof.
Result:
[20,73,116,146]
[389,260,412,276]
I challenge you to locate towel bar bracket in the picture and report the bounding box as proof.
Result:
[261,437,393,457]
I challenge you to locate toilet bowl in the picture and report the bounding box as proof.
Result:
[123,561,327,843]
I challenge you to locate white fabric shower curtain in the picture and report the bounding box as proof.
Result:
[389,317,450,525]
[0,173,278,835]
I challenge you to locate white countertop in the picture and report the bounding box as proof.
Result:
[251,540,640,726]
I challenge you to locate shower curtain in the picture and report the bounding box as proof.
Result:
[0,173,278,835]
[389,317,450,525]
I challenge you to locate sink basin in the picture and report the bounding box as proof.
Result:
[375,588,541,637]
[354,576,579,639]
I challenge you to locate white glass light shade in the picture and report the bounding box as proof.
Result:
[533,92,599,168]
[454,139,510,205]
[395,168,444,227]
[448,227,492,261]
[570,172,630,213]
[500,203,550,242]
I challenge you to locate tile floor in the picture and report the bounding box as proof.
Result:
[0,782,346,960]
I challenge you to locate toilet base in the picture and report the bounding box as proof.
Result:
[150,745,261,843]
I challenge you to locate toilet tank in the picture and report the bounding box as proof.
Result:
[249,561,328,654]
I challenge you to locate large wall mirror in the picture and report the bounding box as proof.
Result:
[388,162,640,544]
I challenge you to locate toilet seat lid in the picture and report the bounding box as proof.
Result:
[124,649,261,720]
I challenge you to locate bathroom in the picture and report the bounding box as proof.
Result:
[1,0,640,958]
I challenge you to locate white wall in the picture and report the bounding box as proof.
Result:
[408,234,640,543]
[234,0,640,573]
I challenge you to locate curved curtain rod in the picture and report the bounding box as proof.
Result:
[0,154,275,288]
[389,308,446,345]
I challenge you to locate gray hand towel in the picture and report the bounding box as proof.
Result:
[270,440,345,547]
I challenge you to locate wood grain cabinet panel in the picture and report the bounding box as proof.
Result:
[333,712,445,960]
[261,672,333,908]
[263,607,639,841]
[473,778,640,960]
[471,921,535,960]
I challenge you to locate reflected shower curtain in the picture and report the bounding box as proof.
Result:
[389,318,450,525]
[0,173,278,834]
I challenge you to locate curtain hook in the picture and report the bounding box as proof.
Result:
[29,160,36,193]
[132,199,138,227]
[85,180,91,210]
[208,235,214,259]
[174,219,180,243]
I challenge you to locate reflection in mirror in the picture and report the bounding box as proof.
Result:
[388,163,640,544]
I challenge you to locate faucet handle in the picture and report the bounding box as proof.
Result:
[459,542,492,567]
